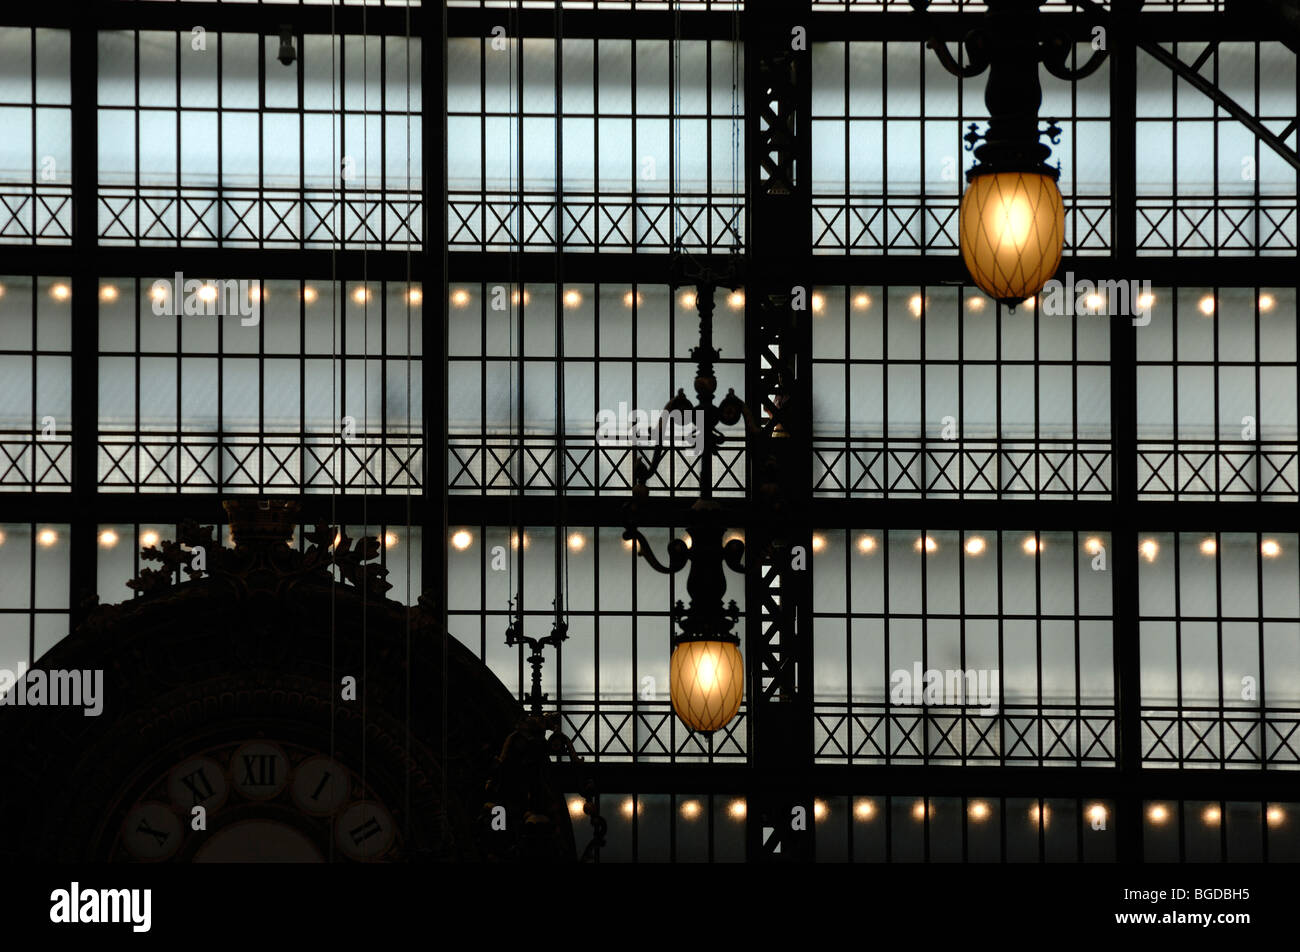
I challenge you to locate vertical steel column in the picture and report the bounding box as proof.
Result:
[743,0,815,862]
[425,8,447,600]
[1108,0,1144,864]
[70,20,99,627]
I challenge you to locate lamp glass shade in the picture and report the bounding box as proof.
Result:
[959,171,1065,304]
[669,640,744,734]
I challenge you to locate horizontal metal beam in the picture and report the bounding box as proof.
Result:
[0,6,1275,44]
[4,493,1297,533]
[0,493,424,528]
[2,248,432,283]
[8,247,1295,289]
[553,761,1300,800]
[3,3,422,35]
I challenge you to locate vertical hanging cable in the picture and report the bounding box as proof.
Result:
[403,0,414,847]
[508,0,524,697]
[440,0,451,852]
[327,0,339,864]
[359,2,371,855]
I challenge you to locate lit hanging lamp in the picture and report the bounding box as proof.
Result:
[623,254,751,736]
[925,0,1107,305]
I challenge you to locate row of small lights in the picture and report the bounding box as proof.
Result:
[52,285,425,306]
[21,284,1278,317]
[837,534,1281,560]
[578,798,1286,828]
[50,529,403,549]
[14,529,1283,561]
[446,288,1279,317]
[449,529,744,552]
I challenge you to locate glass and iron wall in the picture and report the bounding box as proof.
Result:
[1,3,1296,863]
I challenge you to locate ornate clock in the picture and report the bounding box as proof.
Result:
[0,499,576,863]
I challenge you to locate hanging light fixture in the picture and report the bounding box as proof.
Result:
[624,254,753,736]
[925,0,1107,306]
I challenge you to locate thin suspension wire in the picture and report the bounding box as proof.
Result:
[360,1,371,852]
[403,0,414,847]
[328,0,339,865]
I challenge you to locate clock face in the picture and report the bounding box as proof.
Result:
[115,739,398,863]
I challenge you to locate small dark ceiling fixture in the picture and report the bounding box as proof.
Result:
[277,26,296,68]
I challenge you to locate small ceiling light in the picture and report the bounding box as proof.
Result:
[0,283,6,298]
[680,291,696,310]
[383,531,399,548]
[908,294,924,318]
[510,531,529,551]
[680,534,692,550]
[853,292,872,310]
[915,535,937,554]
[248,285,264,304]
[1199,537,1217,556]
[140,529,160,547]
[277,26,296,67]
[37,528,59,547]
[99,284,119,302]
[1267,806,1285,827]
[1139,539,1159,563]
[98,529,119,548]
[1259,292,1276,312]
[1198,294,1215,316]
[855,799,876,820]
[912,800,930,821]
[623,290,642,308]
[567,532,586,552]
[1261,539,1282,558]
[1136,292,1156,309]
[966,295,986,312]
[407,288,422,305]
[1030,803,1050,825]
[1083,293,1105,311]
[857,535,876,554]
[451,529,472,551]
[563,289,582,307]
[965,536,987,556]
[813,799,828,821]
[969,800,990,821]
[727,290,745,309]
[1148,803,1169,824]
[302,285,318,304]
[1022,536,1042,555]
[811,292,826,313]
[1087,803,1108,825]
[50,283,70,301]
[567,798,585,819]
[680,800,702,820]
[728,799,747,820]
[0,529,6,546]
[511,289,531,306]
[620,798,638,819]
[1202,805,1221,825]
[622,537,635,551]
[353,286,371,305]
[1084,536,1104,555]
[450,288,470,308]
[811,533,827,553]
[197,284,218,303]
